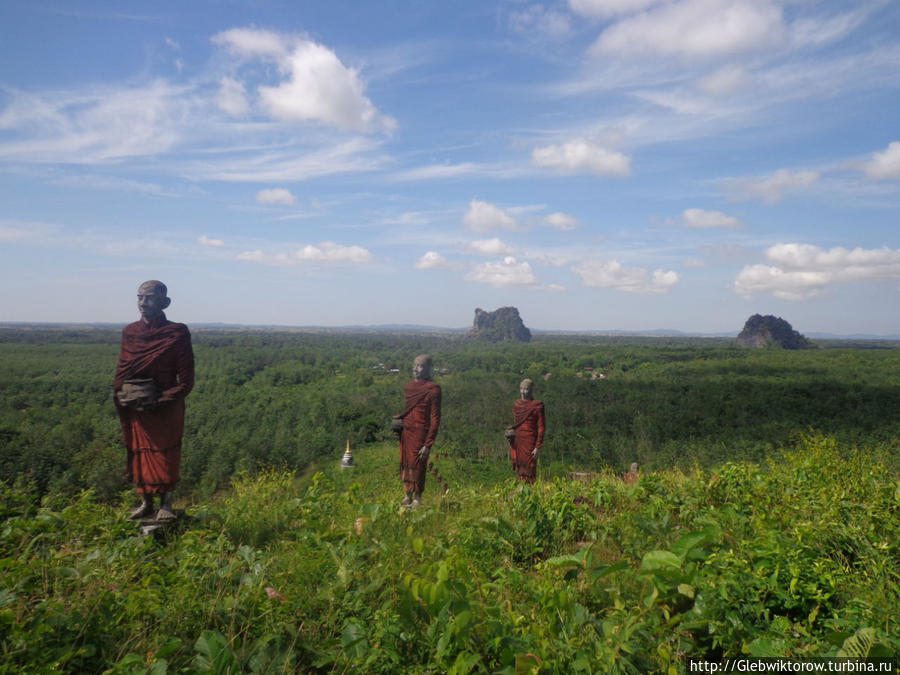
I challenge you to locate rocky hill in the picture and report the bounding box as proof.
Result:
[736,314,815,349]
[466,306,531,342]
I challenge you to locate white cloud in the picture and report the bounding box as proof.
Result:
[463,200,517,232]
[569,0,660,19]
[735,243,900,300]
[256,187,296,205]
[679,208,743,229]
[591,0,785,59]
[198,235,225,247]
[213,28,395,133]
[532,140,630,177]
[216,76,250,117]
[236,241,373,266]
[573,260,680,294]
[212,27,285,58]
[725,169,820,203]
[465,256,538,288]
[545,212,579,230]
[466,238,519,257]
[414,251,453,270]
[863,141,900,180]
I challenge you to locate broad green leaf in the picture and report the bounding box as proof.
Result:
[837,627,876,658]
[341,621,369,660]
[640,550,682,572]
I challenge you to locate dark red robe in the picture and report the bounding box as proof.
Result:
[397,380,441,493]
[508,399,545,483]
[114,312,194,494]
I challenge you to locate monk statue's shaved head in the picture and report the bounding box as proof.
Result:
[139,280,168,297]
[413,354,433,381]
[137,280,171,323]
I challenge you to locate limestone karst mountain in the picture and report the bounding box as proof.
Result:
[466,306,531,342]
[736,314,814,349]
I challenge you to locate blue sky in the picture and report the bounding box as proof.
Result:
[1,0,898,334]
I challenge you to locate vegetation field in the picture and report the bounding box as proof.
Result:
[1,327,898,500]
[0,327,898,672]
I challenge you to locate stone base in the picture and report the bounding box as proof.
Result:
[136,509,187,537]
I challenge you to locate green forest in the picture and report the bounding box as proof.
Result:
[1,327,898,673]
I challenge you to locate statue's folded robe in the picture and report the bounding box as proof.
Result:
[509,398,545,483]
[114,312,194,494]
[398,380,441,493]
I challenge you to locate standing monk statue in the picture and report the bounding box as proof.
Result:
[505,379,545,484]
[114,280,194,521]
[392,354,441,508]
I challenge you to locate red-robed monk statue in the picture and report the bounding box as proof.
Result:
[391,354,441,508]
[505,378,545,484]
[114,280,194,521]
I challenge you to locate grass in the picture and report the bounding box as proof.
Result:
[1,434,897,673]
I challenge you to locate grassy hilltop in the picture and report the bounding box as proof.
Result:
[1,436,898,673]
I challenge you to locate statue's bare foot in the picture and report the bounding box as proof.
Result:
[128,503,153,521]
[156,506,176,521]
[410,498,421,508]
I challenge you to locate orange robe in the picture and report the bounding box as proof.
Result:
[114,313,194,494]
[397,380,441,493]
[508,399,545,483]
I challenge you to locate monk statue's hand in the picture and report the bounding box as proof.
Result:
[417,445,430,461]
[391,416,404,435]
[531,448,539,458]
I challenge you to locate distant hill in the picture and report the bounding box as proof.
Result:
[736,314,815,349]
[466,306,531,342]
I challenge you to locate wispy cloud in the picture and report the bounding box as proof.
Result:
[724,169,820,203]
[186,137,387,182]
[236,241,373,266]
[0,219,60,243]
[215,76,250,117]
[507,4,572,38]
[0,81,191,164]
[392,162,479,181]
[198,235,225,247]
